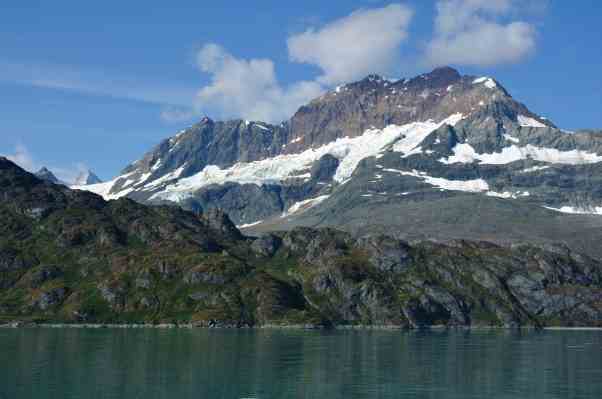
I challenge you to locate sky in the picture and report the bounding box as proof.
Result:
[1,0,601,182]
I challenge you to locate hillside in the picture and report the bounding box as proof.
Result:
[2,157,602,328]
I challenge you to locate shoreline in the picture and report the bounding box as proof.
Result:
[2,322,602,331]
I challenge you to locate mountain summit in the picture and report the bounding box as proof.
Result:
[75,67,602,257]
[34,167,60,184]
[74,169,102,186]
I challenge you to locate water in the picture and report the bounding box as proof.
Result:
[1,328,601,398]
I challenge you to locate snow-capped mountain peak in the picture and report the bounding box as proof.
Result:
[74,67,602,231]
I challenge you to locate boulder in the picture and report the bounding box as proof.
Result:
[251,234,282,257]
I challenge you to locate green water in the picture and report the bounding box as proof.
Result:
[1,328,601,398]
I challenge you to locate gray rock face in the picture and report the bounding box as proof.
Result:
[110,118,290,198]
[282,227,352,266]
[310,154,340,182]
[203,208,244,241]
[354,235,411,273]
[34,167,60,184]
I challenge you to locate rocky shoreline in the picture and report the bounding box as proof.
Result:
[2,321,602,331]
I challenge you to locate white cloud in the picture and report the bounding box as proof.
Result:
[0,59,196,108]
[425,0,537,67]
[3,144,37,172]
[160,106,198,123]
[1,144,88,184]
[287,4,414,85]
[193,44,323,123]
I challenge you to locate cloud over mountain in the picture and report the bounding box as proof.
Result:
[193,44,323,123]
[190,2,542,123]
[424,0,538,67]
[287,4,414,85]
[192,4,414,123]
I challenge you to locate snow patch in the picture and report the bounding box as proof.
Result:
[73,178,130,200]
[487,191,530,199]
[237,220,263,229]
[392,113,464,156]
[518,115,547,128]
[289,173,311,180]
[151,159,162,171]
[543,206,602,215]
[282,195,330,217]
[440,143,602,165]
[473,77,497,89]
[143,166,186,189]
[503,134,520,143]
[254,123,270,132]
[521,165,550,173]
[382,168,489,193]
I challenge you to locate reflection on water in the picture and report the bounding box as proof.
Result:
[1,328,601,398]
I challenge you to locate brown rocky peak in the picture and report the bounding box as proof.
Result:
[404,66,462,90]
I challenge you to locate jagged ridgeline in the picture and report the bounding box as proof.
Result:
[75,67,602,259]
[1,157,602,327]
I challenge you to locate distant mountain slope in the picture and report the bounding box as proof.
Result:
[2,157,602,328]
[74,67,602,256]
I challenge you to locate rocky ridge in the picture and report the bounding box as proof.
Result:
[72,67,602,258]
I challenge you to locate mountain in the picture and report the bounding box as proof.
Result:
[75,67,602,258]
[2,157,602,328]
[34,167,61,184]
[73,169,102,186]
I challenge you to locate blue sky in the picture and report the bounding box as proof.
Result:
[1,1,601,181]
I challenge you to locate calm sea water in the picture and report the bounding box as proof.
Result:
[1,328,601,398]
